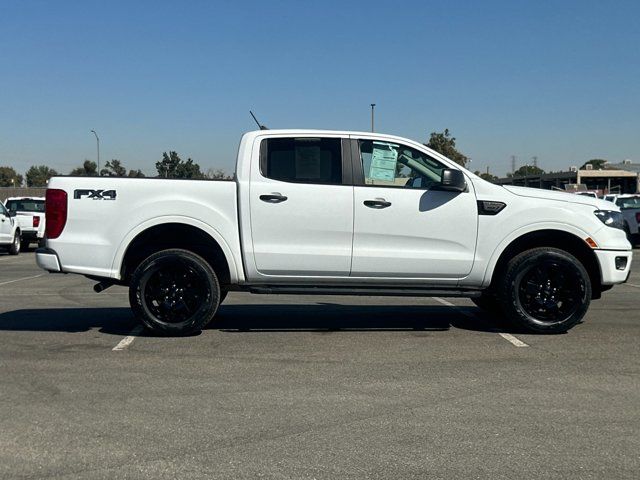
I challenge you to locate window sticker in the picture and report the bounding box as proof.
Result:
[369,143,398,181]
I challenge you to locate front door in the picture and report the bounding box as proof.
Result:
[351,137,478,280]
[0,203,13,244]
[249,135,354,278]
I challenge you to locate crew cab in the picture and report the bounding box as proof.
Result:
[0,200,21,255]
[36,130,632,335]
[4,197,46,249]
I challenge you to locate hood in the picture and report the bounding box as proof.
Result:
[503,186,616,210]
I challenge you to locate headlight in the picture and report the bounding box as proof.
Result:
[594,210,625,230]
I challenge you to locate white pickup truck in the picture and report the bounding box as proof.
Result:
[4,197,46,249]
[36,130,632,335]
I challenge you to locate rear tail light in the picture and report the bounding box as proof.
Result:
[32,216,40,228]
[45,189,67,239]
[636,212,640,224]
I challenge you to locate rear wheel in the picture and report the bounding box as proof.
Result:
[497,247,591,333]
[8,233,20,255]
[129,249,220,336]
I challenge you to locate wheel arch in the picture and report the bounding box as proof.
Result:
[485,228,602,298]
[115,218,239,286]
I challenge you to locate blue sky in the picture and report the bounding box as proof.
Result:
[1,0,638,177]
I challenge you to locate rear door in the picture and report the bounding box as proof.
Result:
[350,137,478,280]
[248,135,354,278]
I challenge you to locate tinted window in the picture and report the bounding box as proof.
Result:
[262,138,342,184]
[359,140,446,189]
[5,200,45,213]
[616,196,640,209]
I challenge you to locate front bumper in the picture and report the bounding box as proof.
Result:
[35,247,62,273]
[595,249,633,285]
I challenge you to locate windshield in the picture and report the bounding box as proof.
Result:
[615,196,640,209]
[5,199,45,213]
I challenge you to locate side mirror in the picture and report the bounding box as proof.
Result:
[8,211,17,217]
[435,168,467,192]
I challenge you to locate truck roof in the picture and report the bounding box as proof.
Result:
[5,197,45,201]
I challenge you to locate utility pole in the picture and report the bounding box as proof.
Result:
[91,130,100,174]
[510,155,516,176]
[532,156,538,169]
[370,103,376,132]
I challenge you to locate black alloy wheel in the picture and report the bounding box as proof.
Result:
[129,249,220,335]
[498,247,591,333]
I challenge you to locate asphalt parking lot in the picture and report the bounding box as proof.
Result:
[1,250,638,479]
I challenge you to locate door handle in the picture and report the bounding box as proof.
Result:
[260,193,288,203]
[364,199,391,209]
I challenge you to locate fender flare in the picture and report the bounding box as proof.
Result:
[110,215,240,282]
[481,222,594,287]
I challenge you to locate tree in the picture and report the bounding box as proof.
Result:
[581,159,607,170]
[70,160,98,176]
[176,158,205,179]
[474,170,499,182]
[25,165,59,187]
[425,129,468,167]
[0,166,24,187]
[512,165,544,177]
[100,159,127,177]
[156,151,204,179]
[206,168,233,180]
[128,169,145,178]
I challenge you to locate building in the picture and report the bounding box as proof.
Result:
[496,163,640,194]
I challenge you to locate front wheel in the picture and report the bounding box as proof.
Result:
[497,247,591,334]
[129,249,221,336]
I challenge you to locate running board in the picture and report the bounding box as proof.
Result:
[245,286,483,298]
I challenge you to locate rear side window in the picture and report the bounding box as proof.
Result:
[261,137,342,184]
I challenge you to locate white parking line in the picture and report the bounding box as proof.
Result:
[0,274,44,286]
[112,325,144,351]
[498,333,529,347]
[624,283,640,289]
[432,296,529,348]
[432,296,475,318]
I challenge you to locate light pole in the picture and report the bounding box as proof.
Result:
[90,129,100,174]
[370,103,376,132]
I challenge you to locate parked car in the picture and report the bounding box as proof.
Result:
[575,191,599,198]
[4,197,46,250]
[602,194,640,245]
[0,201,21,255]
[36,129,632,336]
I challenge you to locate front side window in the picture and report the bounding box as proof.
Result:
[261,137,342,184]
[359,140,446,189]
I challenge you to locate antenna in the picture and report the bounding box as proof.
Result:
[249,111,268,130]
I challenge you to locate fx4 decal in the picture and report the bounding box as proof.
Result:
[74,189,117,200]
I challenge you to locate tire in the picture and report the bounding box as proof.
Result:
[8,233,20,255]
[128,249,221,336]
[471,293,503,316]
[497,247,591,334]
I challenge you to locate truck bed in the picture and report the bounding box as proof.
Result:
[46,176,242,280]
